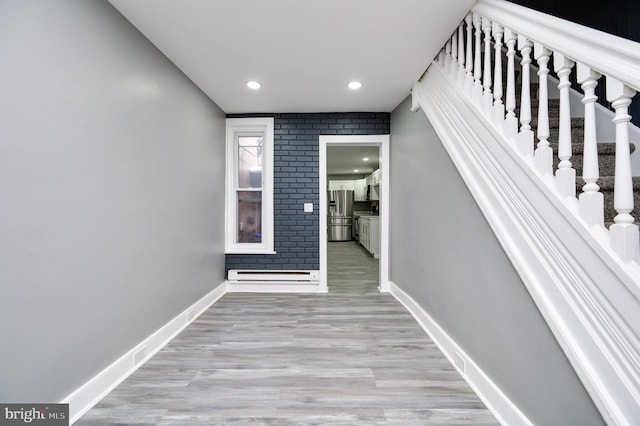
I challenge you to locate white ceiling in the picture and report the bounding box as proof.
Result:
[327,145,380,176]
[107,0,474,114]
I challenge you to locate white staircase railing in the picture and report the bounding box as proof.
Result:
[454,0,640,264]
[412,0,640,424]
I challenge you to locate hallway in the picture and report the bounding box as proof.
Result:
[77,242,498,425]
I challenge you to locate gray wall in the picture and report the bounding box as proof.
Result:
[389,96,604,425]
[0,0,226,402]
[225,113,389,274]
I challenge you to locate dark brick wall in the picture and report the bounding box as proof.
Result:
[225,112,390,275]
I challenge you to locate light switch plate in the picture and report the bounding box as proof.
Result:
[303,203,313,212]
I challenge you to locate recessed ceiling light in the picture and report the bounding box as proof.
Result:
[363,157,369,161]
[246,81,261,90]
[354,169,359,172]
[347,81,362,90]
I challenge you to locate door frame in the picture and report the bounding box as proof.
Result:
[319,134,390,292]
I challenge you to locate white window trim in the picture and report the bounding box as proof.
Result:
[225,117,275,254]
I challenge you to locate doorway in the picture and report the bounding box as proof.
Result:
[319,135,390,293]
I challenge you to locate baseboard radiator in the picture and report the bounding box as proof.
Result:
[227,269,320,292]
[229,269,320,283]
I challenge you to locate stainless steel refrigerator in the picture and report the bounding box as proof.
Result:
[327,190,354,241]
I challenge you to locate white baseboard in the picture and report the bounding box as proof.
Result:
[63,282,227,425]
[388,281,532,426]
[225,280,327,293]
[414,63,640,424]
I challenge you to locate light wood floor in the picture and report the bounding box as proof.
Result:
[77,241,499,425]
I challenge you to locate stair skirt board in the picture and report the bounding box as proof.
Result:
[412,64,640,425]
[226,269,325,293]
[389,282,533,426]
[62,282,227,425]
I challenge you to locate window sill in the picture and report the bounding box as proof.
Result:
[224,250,277,255]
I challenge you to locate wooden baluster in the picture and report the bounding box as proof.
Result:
[606,77,639,262]
[504,28,518,137]
[516,34,534,157]
[457,23,466,86]
[438,47,446,67]
[450,31,458,77]
[482,18,493,114]
[554,52,576,197]
[534,43,552,175]
[464,14,474,95]
[444,39,452,69]
[492,23,505,126]
[472,13,483,104]
[577,64,604,227]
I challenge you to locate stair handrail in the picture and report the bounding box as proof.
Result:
[473,0,640,93]
[414,1,640,424]
[440,0,640,264]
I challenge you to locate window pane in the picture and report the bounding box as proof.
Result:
[237,191,262,243]
[238,136,263,188]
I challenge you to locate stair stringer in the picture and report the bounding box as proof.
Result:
[412,63,640,425]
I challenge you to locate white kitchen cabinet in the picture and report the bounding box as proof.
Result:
[328,180,355,191]
[358,215,380,258]
[364,169,380,200]
[354,178,367,201]
[369,184,379,201]
[371,169,381,185]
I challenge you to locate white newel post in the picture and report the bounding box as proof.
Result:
[606,77,639,262]
[472,13,483,104]
[577,63,604,227]
[554,52,576,197]
[450,31,458,77]
[492,23,505,126]
[482,17,493,114]
[534,43,553,175]
[458,24,466,86]
[464,14,474,95]
[504,28,518,137]
[516,34,534,157]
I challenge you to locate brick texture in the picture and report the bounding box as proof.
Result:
[225,112,390,275]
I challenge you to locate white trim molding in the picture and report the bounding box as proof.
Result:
[319,135,391,293]
[225,281,326,293]
[226,269,325,293]
[389,281,533,426]
[474,0,640,93]
[412,63,640,425]
[63,283,227,425]
[225,117,275,254]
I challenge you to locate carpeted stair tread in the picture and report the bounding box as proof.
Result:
[497,85,640,226]
[548,141,632,155]
[576,176,640,223]
[578,175,640,191]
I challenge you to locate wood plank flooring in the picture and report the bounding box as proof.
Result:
[76,242,499,425]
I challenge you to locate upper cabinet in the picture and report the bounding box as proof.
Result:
[329,170,379,201]
[329,178,367,201]
[354,178,367,201]
[365,169,381,186]
[371,169,381,185]
[365,169,381,200]
[328,180,355,191]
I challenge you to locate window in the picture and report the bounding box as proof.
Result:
[225,117,274,254]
